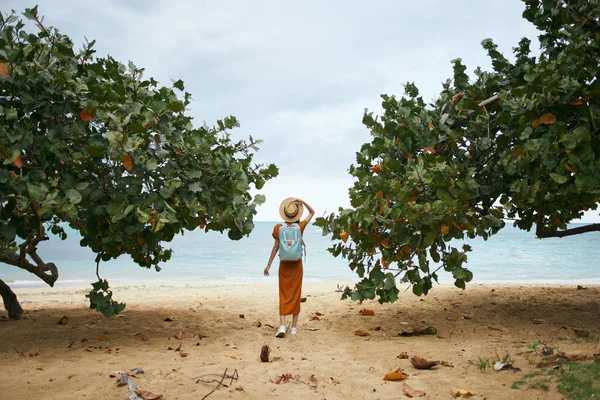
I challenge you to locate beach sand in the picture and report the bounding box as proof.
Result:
[0,281,598,399]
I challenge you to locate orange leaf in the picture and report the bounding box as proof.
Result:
[514,149,523,157]
[428,122,434,131]
[122,155,133,172]
[226,351,241,360]
[394,137,400,145]
[423,146,436,154]
[376,191,384,199]
[370,164,382,174]
[339,229,349,243]
[570,97,591,105]
[80,107,96,122]
[452,222,463,232]
[381,257,391,269]
[532,118,541,129]
[137,238,145,245]
[0,62,9,78]
[14,155,23,168]
[403,383,426,398]
[359,309,375,316]
[9,171,20,179]
[440,224,450,235]
[97,335,110,341]
[154,134,162,144]
[407,195,418,202]
[452,92,465,103]
[173,148,180,155]
[354,330,370,336]
[199,222,205,229]
[383,368,409,381]
[540,113,556,125]
[563,162,576,173]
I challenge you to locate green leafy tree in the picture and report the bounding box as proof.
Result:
[0,7,277,318]
[316,0,599,303]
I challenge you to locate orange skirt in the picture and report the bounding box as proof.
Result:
[278,259,303,316]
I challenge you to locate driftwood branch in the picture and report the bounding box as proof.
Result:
[195,369,239,399]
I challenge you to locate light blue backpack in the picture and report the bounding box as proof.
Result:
[278,223,305,261]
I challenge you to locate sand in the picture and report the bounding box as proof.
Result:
[0,281,598,399]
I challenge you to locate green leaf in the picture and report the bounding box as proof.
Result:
[84,145,104,157]
[65,189,82,204]
[188,182,202,193]
[254,194,266,205]
[549,173,568,184]
[145,159,158,170]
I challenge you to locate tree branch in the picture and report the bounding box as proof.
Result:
[536,204,600,237]
[536,222,600,238]
[0,245,58,287]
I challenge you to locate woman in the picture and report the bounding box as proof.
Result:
[264,197,315,338]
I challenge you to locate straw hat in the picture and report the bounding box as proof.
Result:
[279,197,304,223]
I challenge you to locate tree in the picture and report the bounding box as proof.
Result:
[0,7,278,318]
[316,0,599,303]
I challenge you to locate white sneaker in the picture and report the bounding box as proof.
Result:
[275,325,286,338]
[290,327,297,335]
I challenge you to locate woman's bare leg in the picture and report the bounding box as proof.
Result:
[291,313,299,327]
[280,315,286,326]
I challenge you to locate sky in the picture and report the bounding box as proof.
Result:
[2,1,598,223]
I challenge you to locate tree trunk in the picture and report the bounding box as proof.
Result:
[0,279,24,319]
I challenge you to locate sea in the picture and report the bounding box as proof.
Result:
[1,222,599,289]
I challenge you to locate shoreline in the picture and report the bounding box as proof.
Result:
[6,276,600,291]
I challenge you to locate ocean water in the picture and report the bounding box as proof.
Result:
[1,222,599,288]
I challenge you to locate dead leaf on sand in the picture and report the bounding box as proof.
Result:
[410,356,440,370]
[239,314,245,319]
[383,368,408,381]
[227,352,241,360]
[174,331,186,340]
[533,319,546,324]
[57,316,69,325]
[488,326,508,332]
[452,389,476,398]
[403,383,426,397]
[180,352,188,357]
[354,330,370,337]
[359,309,375,316]
[97,335,110,341]
[396,352,409,359]
[163,317,174,322]
[398,326,437,336]
[273,373,300,384]
[134,389,163,399]
[309,374,318,389]
[310,312,323,321]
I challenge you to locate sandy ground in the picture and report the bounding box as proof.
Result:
[0,281,599,399]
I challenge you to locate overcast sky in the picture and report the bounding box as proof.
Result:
[2,1,598,222]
